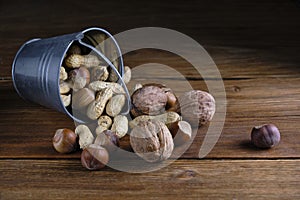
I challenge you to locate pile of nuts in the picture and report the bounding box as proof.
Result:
[53,42,281,171]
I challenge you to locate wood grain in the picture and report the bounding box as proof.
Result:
[0,159,299,199]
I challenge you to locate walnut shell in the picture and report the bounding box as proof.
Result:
[131,85,168,117]
[178,90,215,127]
[130,120,174,162]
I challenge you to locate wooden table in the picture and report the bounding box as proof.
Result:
[1,0,299,199]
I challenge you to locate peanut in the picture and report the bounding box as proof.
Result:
[122,66,131,84]
[106,94,126,117]
[59,81,71,94]
[89,81,125,94]
[65,54,102,68]
[75,125,94,149]
[95,115,113,135]
[59,67,68,81]
[111,115,128,138]
[129,111,181,129]
[61,94,71,107]
[86,88,113,120]
[90,66,109,82]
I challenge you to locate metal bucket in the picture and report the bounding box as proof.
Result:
[12,27,129,123]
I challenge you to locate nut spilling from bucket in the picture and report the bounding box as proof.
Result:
[53,40,217,170]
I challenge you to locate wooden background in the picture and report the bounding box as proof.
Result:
[0,0,300,199]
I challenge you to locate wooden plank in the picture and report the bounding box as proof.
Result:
[0,159,299,199]
[1,0,300,78]
[1,77,300,159]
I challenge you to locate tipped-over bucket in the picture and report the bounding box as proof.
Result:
[12,27,128,123]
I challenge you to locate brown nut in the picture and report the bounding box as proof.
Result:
[52,129,78,153]
[130,120,174,162]
[68,67,90,91]
[81,144,109,170]
[94,130,120,152]
[90,66,109,82]
[178,90,215,127]
[251,124,280,148]
[131,85,168,117]
[168,121,192,146]
[72,88,95,109]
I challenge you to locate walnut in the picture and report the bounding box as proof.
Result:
[130,85,168,117]
[178,90,215,127]
[130,120,174,162]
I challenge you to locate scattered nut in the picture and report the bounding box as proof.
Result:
[90,66,109,82]
[111,115,128,138]
[59,81,71,94]
[75,125,95,149]
[95,115,113,135]
[52,128,78,153]
[131,85,168,117]
[81,144,109,170]
[251,124,280,148]
[168,121,192,146]
[129,111,181,129]
[65,54,102,68]
[179,90,215,127]
[89,81,125,94]
[130,120,174,162]
[122,66,131,84]
[94,130,120,152]
[59,67,68,81]
[72,88,95,109]
[68,67,90,91]
[106,94,126,117]
[61,94,71,107]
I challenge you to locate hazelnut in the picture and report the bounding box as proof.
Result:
[251,124,280,148]
[130,120,174,162]
[94,130,120,152]
[52,129,78,153]
[72,88,95,109]
[178,90,215,127]
[68,67,90,91]
[168,121,192,146]
[131,85,168,117]
[81,144,109,170]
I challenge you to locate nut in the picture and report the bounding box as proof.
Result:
[129,111,181,129]
[90,66,109,82]
[108,48,119,82]
[251,124,280,148]
[95,115,113,135]
[168,121,192,146]
[59,67,68,81]
[94,130,120,152]
[68,67,90,91]
[89,81,125,94]
[52,128,78,153]
[132,83,143,94]
[86,88,113,120]
[75,125,95,149]
[65,54,101,68]
[122,66,131,84]
[81,144,109,170]
[61,94,71,107]
[72,88,95,109]
[130,120,174,162]
[67,45,82,55]
[59,81,71,94]
[131,85,168,117]
[111,115,128,138]
[106,94,126,117]
[178,90,215,127]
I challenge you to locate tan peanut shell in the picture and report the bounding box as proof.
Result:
[61,94,71,107]
[65,54,101,68]
[59,67,68,81]
[89,81,125,94]
[106,94,126,117]
[95,116,113,135]
[129,111,181,129]
[75,125,94,149]
[87,88,113,120]
[59,81,71,94]
[122,66,131,84]
[111,115,128,138]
